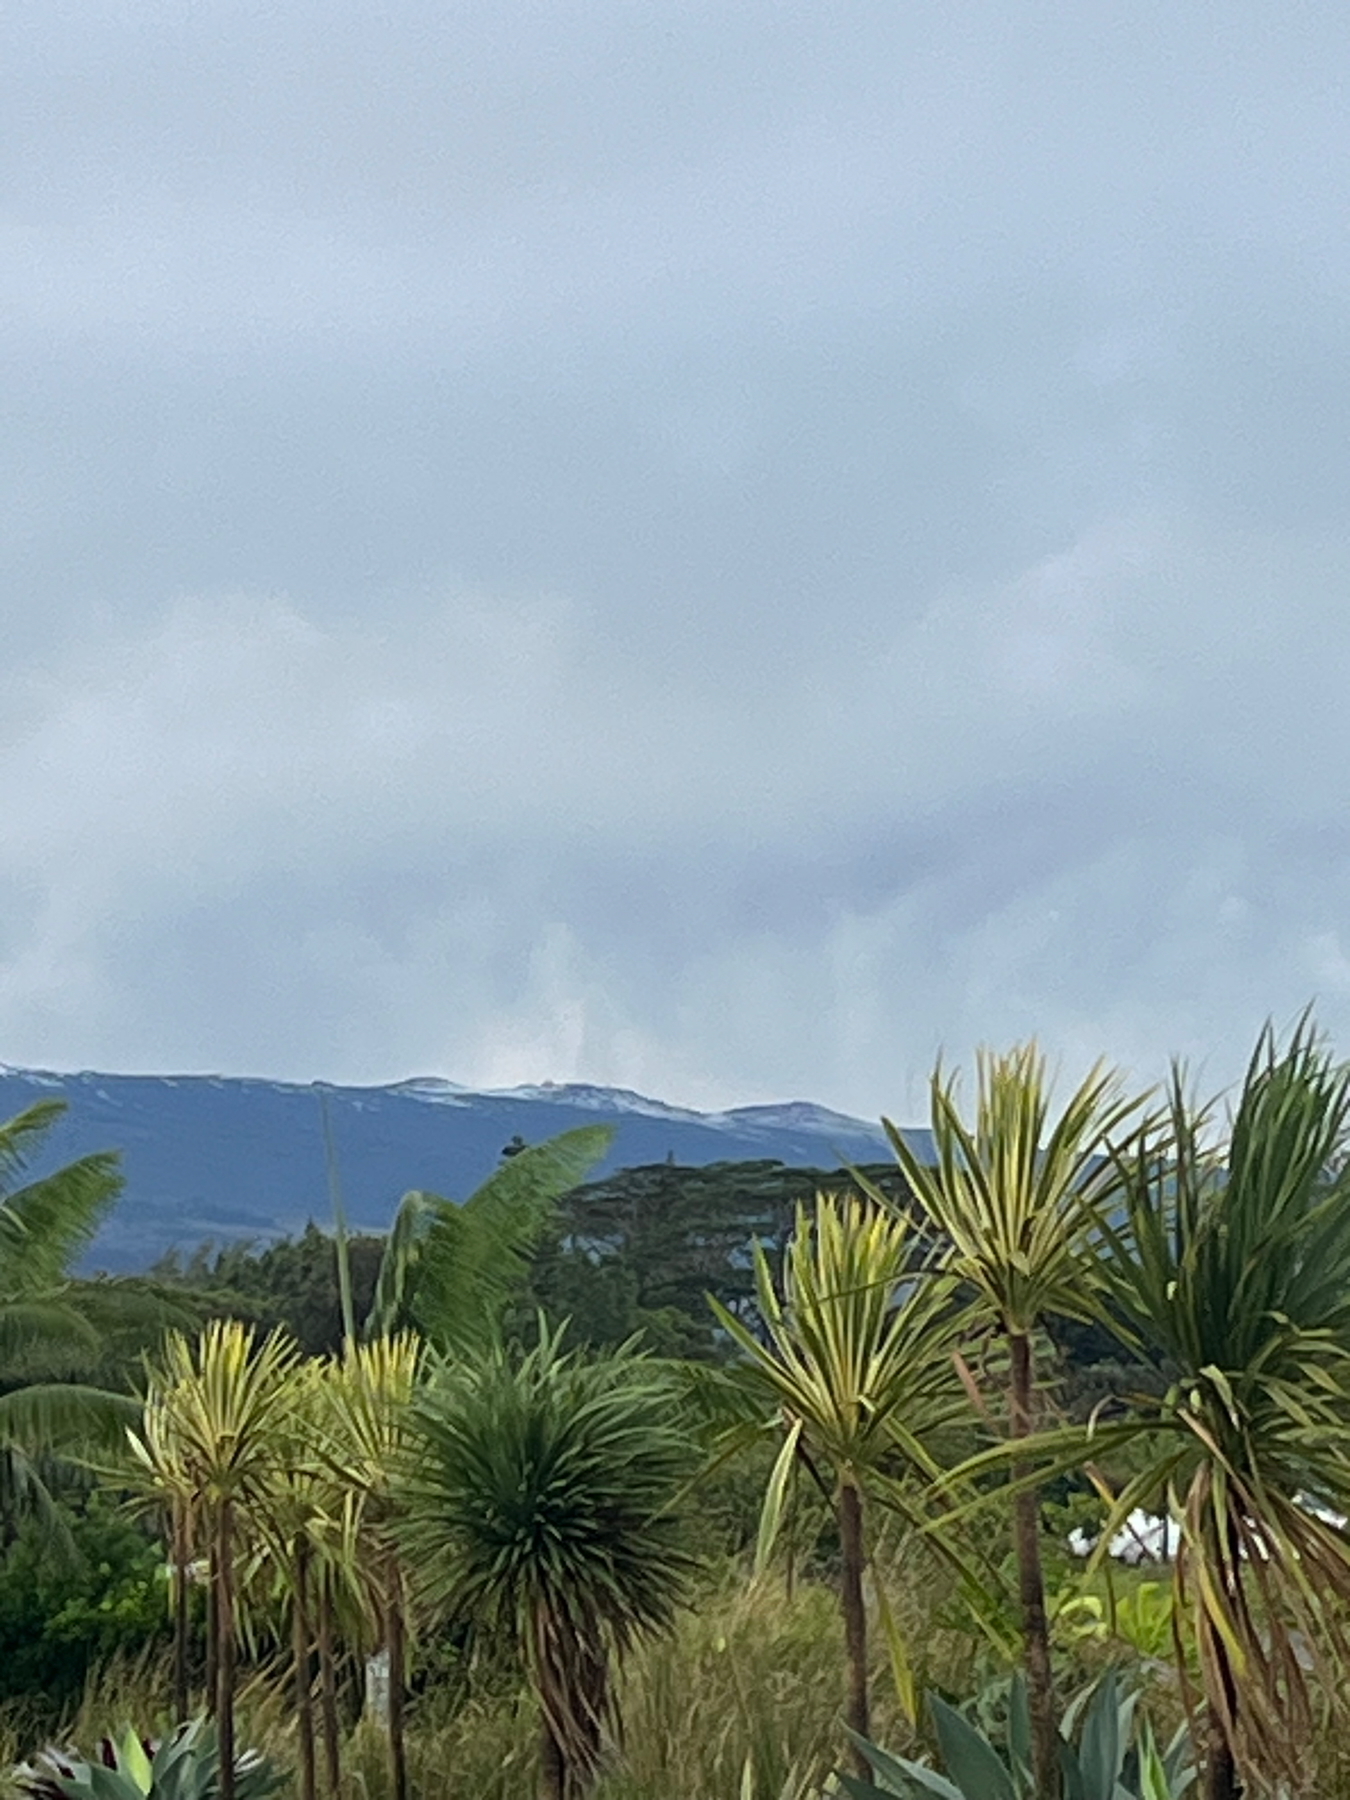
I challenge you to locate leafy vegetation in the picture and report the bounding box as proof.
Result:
[844,1669,1194,1800]
[9,1021,1350,1800]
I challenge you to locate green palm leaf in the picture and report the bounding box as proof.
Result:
[367,1125,613,1349]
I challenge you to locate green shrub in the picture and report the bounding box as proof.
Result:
[0,1498,169,1711]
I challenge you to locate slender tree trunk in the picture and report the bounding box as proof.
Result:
[317,1574,342,1800]
[292,1538,317,1800]
[205,1544,218,1713]
[1009,1330,1056,1800]
[838,1476,871,1775]
[1203,1634,1241,1800]
[385,1557,408,1800]
[1203,1703,1240,1800]
[215,1499,237,1800]
[539,1715,566,1800]
[172,1504,191,1723]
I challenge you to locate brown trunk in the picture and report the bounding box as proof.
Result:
[1009,1331,1057,1800]
[317,1575,342,1799]
[1203,1636,1241,1800]
[172,1504,191,1722]
[838,1476,870,1774]
[539,1715,566,1800]
[292,1539,317,1800]
[215,1499,237,1800]
[1202,1702,1240,1800]
[385,1557,408,1800]
[205,1545,218,1712]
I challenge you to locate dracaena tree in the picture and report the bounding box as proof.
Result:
[884,1047,1144,1800]
[709,1193,965,1774]
[1090,1020,1350,1800]
[321,1334,422,1800]
[127,1320,300,1800]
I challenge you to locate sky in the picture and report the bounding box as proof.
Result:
[4,0,1350,1120]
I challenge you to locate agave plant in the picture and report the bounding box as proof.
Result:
[19,1719,280,1800]
[841,1670,1193,1800]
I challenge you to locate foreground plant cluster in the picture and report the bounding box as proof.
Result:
[3,1021,1350,1800]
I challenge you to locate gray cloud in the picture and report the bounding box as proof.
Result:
[3,2,1350,1115]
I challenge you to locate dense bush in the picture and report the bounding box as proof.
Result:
[0,1496,170,1709]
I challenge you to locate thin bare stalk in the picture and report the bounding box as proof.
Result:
[1010,1331,1056,1800]
[385,1556,408,1800]
[292,1537,317,1800]
[215,1498,237,1800]
[172,1503,191,1722]
[317,1573,342,1799]
[839,1476,870,1773]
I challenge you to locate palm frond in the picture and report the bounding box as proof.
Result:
[369,1126,613,1351]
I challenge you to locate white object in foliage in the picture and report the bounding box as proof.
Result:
[1067,1510,1180,1564]
[365,1648,391,1726]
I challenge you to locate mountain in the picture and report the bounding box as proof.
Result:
[0,1066,912,1272]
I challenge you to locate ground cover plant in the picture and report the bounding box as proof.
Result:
[6,1020,1350,1799]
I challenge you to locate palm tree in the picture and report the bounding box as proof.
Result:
[365,1126,614,1351]
[397,1326,696,1800]
[884,1046,1143,1800]
[0,1100,130,1461]
[1091,1020,1350,1800]
[127,1321,300,1800]
[708,1193,964,1771]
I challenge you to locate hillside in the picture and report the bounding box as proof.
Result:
[0,1066,915,1271]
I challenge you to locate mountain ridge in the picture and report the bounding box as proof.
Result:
[0,1065,919,1272]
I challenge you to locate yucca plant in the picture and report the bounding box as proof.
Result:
[883,1047,1145,1798]
[397,1324,697,1800]
[841,1669,1193,1800]
[708,1193,966,1771]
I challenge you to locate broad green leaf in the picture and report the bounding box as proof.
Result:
[930,1696,1016,1800]
[1076,1668,1120,1800]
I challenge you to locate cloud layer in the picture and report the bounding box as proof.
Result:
[4,1,1350,1114]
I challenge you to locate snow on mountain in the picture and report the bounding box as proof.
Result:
[0,1066,914,1273]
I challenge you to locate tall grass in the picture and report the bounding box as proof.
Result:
[23,1547,1335,1800]
[0,1552,977,1800]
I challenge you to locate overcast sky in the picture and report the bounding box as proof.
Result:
[3,0,1349,1118]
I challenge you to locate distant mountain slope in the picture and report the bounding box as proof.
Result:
[0,1067,919,1272]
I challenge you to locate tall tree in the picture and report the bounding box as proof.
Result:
[322,1335,422,1800]
[708,1193,964,1771]
[365,1126,613,1350]
[128,1321,300,1800]
[885,1047,1143,1800]
[1092,1021,1350,1800]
